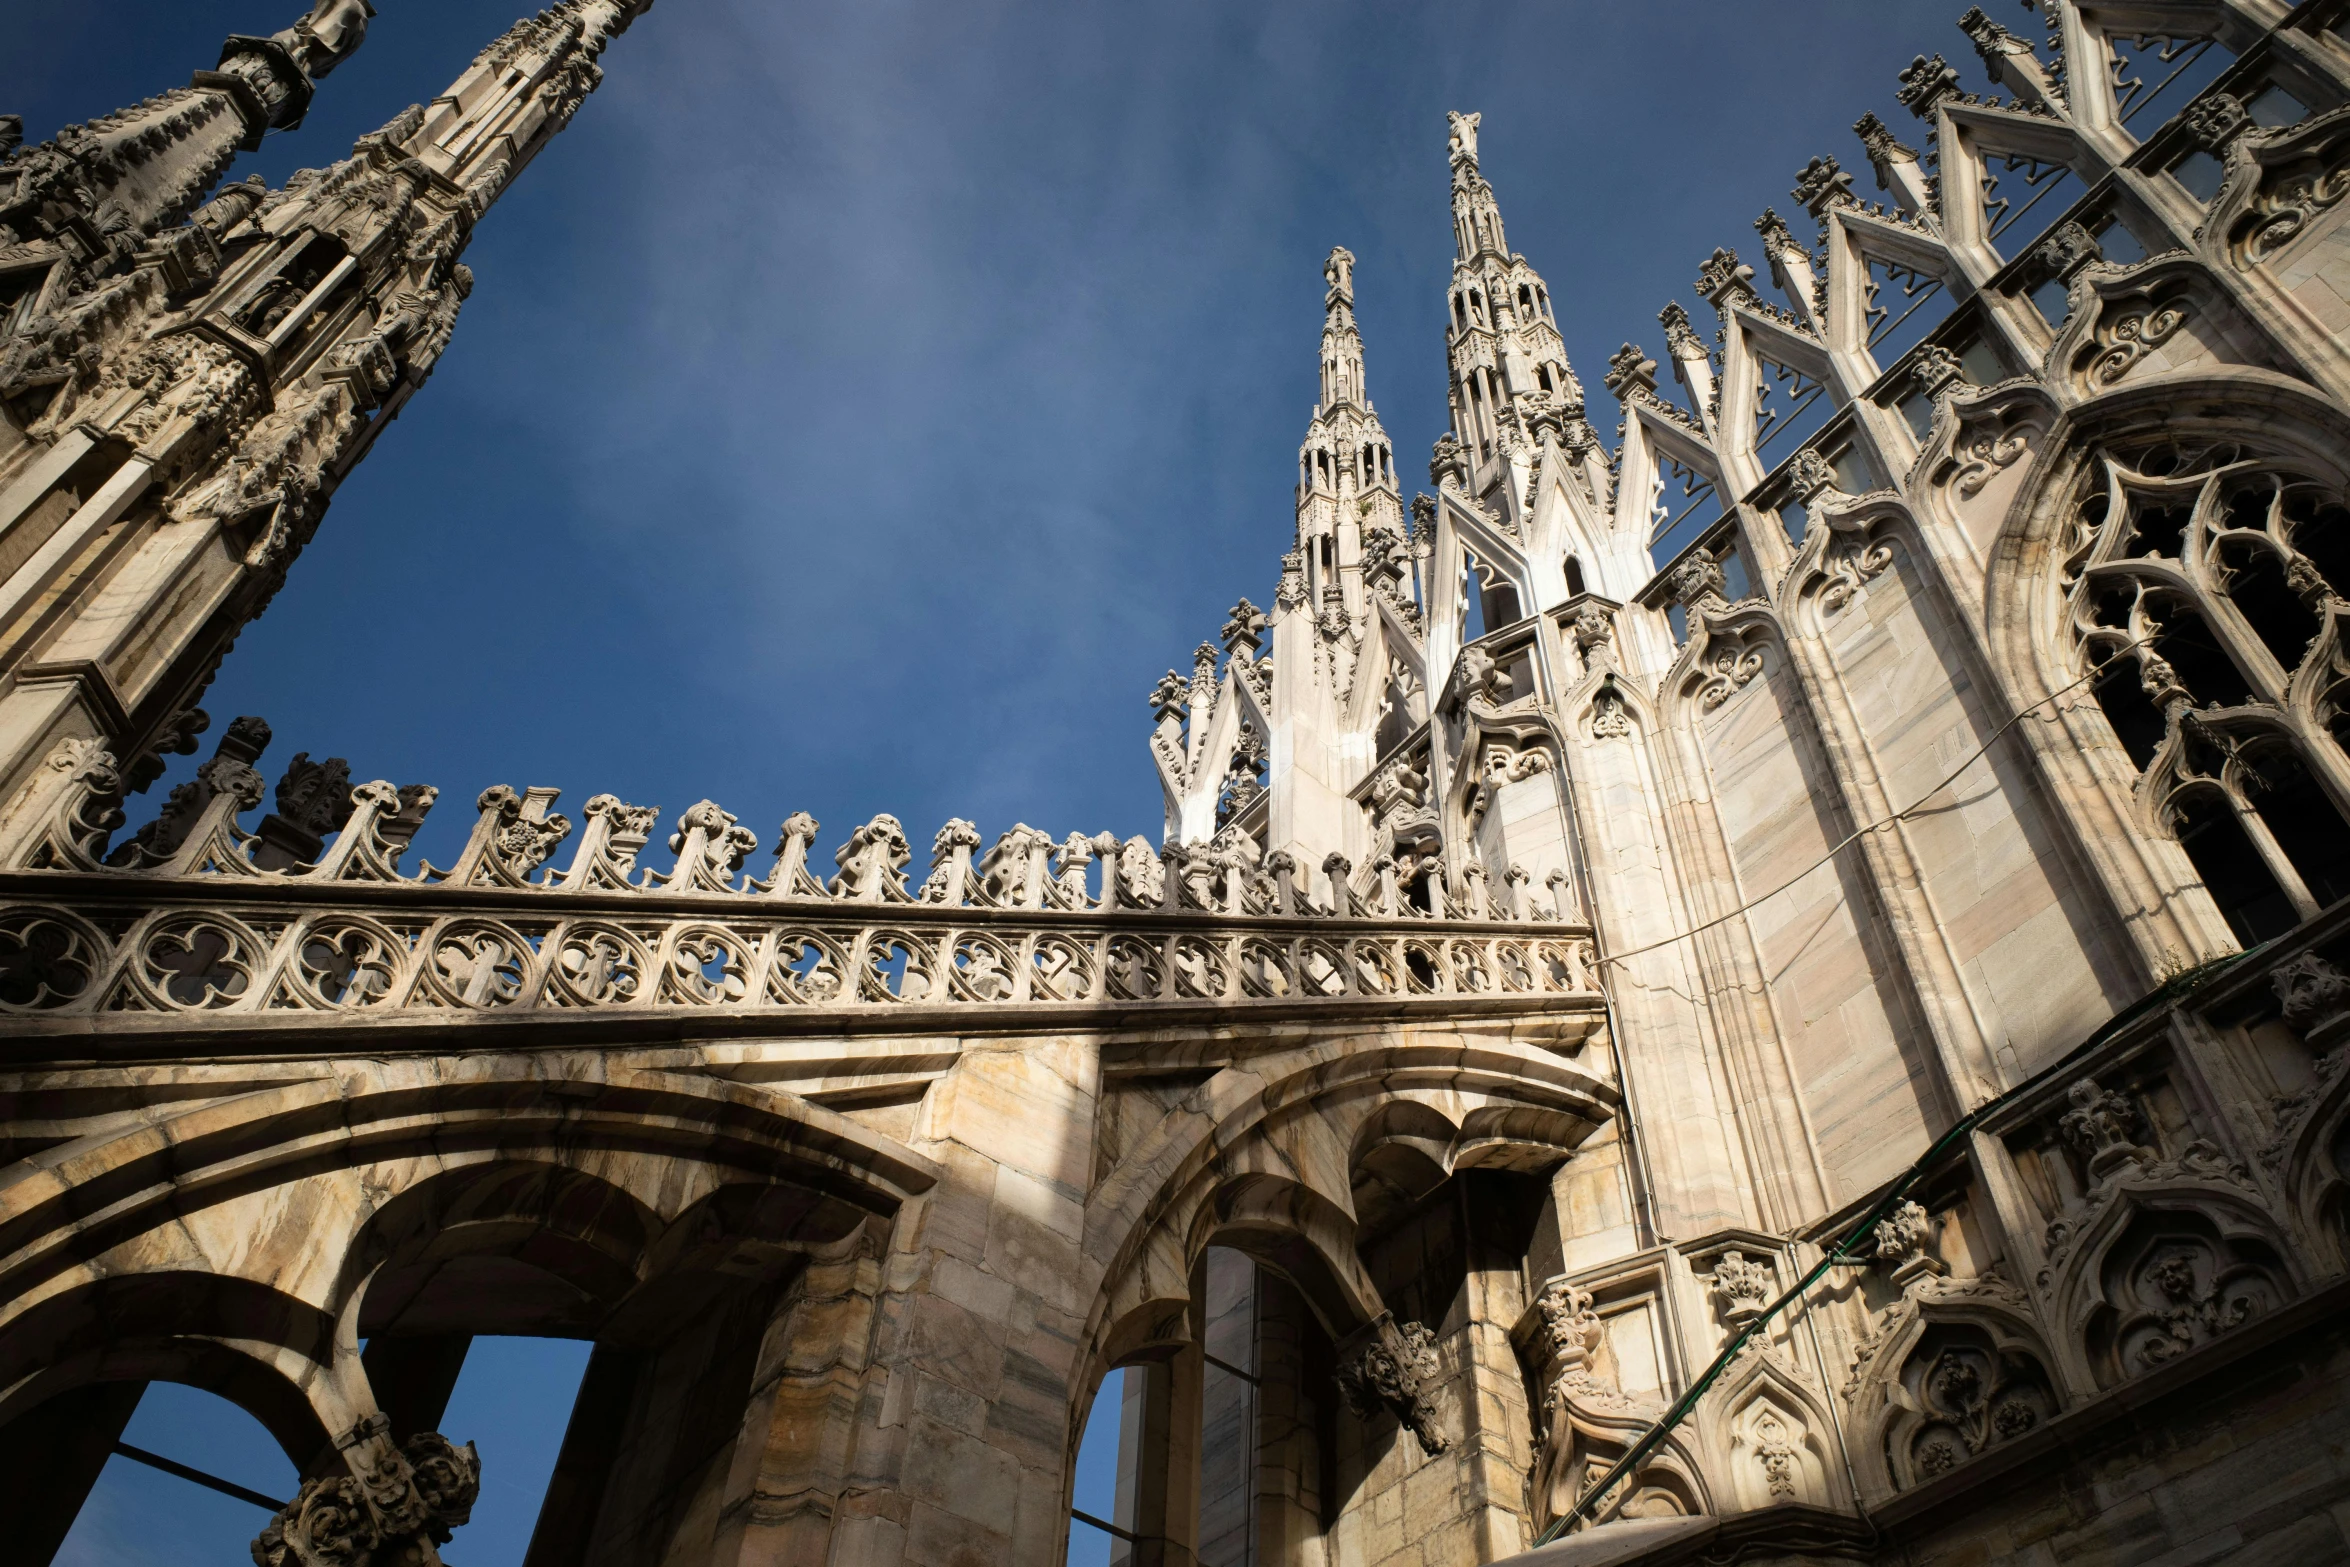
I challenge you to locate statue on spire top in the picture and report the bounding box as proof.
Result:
[1447,110,1481,169]
[1324,245,1355,304]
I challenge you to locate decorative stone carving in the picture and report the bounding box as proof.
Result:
[1896,1331,2056,1485]
[2185,92,2251,154]
[1895,54,1962,118]
[1695,246,1758,306]
[1668,552,1727,609]
[2034,219,2102,284]
[1604,343,1658,397]
[1949,419,2029,500]
[1792,154,1857,216]
[2083,297,2186,386]
[2059,1077,2153,1183]
[1658,301,1705,359]
[251,1425,479,1567]
[1711,1250,1775,1329]
[2276,952,2350,1036]
[1818,537,1894,616]
[1872,1200,1947,1288]
[1336,1318,1450,1455]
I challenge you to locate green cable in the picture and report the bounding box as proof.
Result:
[1530,947,2257,1548]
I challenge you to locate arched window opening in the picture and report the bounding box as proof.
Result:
[2243,744,2350,912]
[2061,433,2350,942]
[2283,487,2350,596]
[2092,659,2168,771]
[2146,601,2254,710]
[2215,533,2319,674]
[1536,285,1550,318]
[1452,294,1467,331]
[1470,290,1484,323]
[2174,792,2299,944]
[43,1381,299,1567]
[1065,1367,1133,1566]
[1517,284,1533,314]
[1564,555,1587,597]
[1537,365,1553,393]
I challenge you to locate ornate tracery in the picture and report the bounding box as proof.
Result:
[2061,433,2350,940]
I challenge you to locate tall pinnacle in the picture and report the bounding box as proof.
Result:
[0,0,374,280]
[1320,245,1368,413]
[1295,246,1400,628]
[1439,110,1585,494]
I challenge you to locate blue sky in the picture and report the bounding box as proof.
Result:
[9,0,1988,1558]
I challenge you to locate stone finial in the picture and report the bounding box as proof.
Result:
[1430,432,1467,488]
[1148,671,1188,723]
[2185,92,2250,153]
[1668,551,1728,609]
[2033,219,2102,282]
[1604,343,1658,398]
[1852,113,1918,170]
[1192,641,1220,683]
[1911,344,1964,398]
[1410,492,1436,534]
[830,814,912,901]
[1753,208,1806,262]
[1276,548,1308,611]
[1710,1250,1774,1327]
[1959,6,2032,78]
[1544,866,1577,920]
[1321,851,1355,917]
[1788,447,1840,501]
[1896,54,1963,118]
[1792,155,1856,218]
[1695,246,1757,307]
[1336,1319,1449,1455]
[2275,952,2350,1036]
[1221,598,1267,657]
[1657,302,1705,359]
[253,752,357,869]
[2058,1077,2153,1182]
[1571,600,1613,652]
[1872,1199,1948,1287]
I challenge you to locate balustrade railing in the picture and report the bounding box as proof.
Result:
[0,728,1597,1022]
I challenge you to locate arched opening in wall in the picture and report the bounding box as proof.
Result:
[2175,792,2298,945]
[1064,1368,1132,1566]
[2058,432,2350,946]
[1465,555,1522,637]
[1564,555,1586,598]
[26,1381,298,1567]
[2241,744,2350,912]
[1347,1136,1554,1542]
[344,1160,878,1567]
[1099,1246,1340,1567]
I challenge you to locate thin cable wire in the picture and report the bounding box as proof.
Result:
[1594,640,2145,972]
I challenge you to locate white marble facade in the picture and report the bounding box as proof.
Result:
[8,3,2350,1566]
